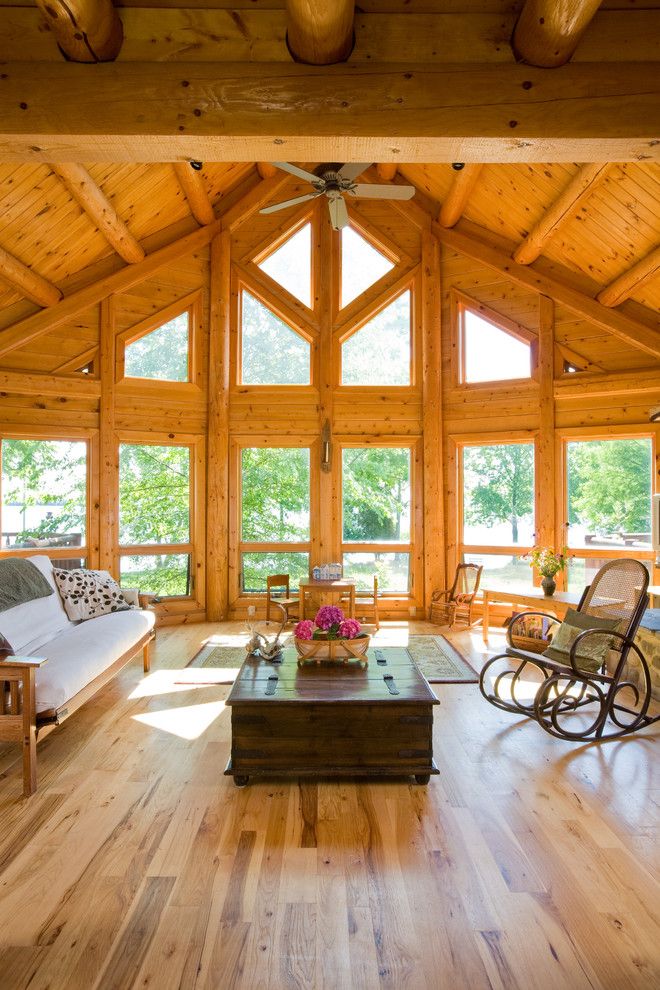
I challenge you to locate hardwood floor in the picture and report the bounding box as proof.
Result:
[0,620,658,990]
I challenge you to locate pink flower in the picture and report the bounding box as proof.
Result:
[339,618,361,640]
[294,619,314,641]
[314,605,344,630]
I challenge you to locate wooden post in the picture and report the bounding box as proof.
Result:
[206,231,231,620]
[512,0,603,67]
[537,295,556,564]
[421,231,446,612]
[438,165,484,229]
[286,0,354,65]
[98,296,117,575]
[0,245,62,307]
[35,0,123,63]
[317,209,335,568]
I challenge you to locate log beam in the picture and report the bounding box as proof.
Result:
[172,163,215,225]
[596,245,660,308]
[286,0,354,65]
[513,163,608,265]
[256,163,278,179]
[376,164,398,181]
[34,0,123,63]
[438,164,484,229]
[51,163,144,263]
[0,245,62,307]
[0,61,657,163]
[513,0,603,68]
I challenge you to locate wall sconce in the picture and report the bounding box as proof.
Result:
[321,419,332,473]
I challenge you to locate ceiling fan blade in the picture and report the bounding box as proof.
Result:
[271,162,321,184]
[328,196,349,230]
[337,162,372,182]
[260,192,322,215]
[349,184,416,200]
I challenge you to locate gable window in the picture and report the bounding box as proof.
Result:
[341,225,394,308]
[124,310,190,382]
[341,291,411,386]
[1,437,88,566]
[240,290,310,385]
[456,299,533,385]
[256,222,312,309]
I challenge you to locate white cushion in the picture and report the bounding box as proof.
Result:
[35,608,155,714]
[0,555,73,655]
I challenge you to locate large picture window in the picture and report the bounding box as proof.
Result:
[1,438,87,563]
[341,446,412,593]
[460,440,535,589]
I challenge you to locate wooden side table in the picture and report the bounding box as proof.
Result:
[0,654,47,795]
[481,586,581,644]
[299,579,356,620]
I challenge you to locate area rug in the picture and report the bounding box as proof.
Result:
[187,634,477,684]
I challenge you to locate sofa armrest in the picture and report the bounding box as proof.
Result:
[121,587,140,607]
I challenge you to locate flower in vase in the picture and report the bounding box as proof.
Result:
[294,619,314,641]
[314,605,344,630]
[338,618,361,640]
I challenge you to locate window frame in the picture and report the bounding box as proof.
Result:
[338,217,401,313]
[0,425,97,568]
[336,437,422,598]
[117,290,202,388]
[558,425,657,589]
[451,290,538,389]
[230,436,319,605]
[115,432,205,606]
[252,214,316,316]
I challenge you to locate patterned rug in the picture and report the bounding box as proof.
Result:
[187,634,477,684]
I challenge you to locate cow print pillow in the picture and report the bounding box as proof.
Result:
[52,568,132,622]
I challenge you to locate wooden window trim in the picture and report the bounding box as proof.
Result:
[451,289,539,390]
[116,290,202,389]
[0,426,98,569]
[249,209,318,319]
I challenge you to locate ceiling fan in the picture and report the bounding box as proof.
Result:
[259,162,415,230]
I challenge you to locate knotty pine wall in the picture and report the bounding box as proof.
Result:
[0,201,658,625]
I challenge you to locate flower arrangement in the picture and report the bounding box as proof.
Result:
[527,546,567,578]
[294,606,367,642]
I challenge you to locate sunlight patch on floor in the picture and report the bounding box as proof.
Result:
[129,668,237,699]
[132,699,227,739]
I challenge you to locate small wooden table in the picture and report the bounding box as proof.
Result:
[299,578,356,619]
[224,647,439,786]
[481,586,581,644]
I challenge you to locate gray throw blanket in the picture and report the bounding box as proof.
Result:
[0,558,54,613]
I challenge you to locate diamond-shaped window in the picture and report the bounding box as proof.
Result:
[341,226,395,309]
[257,223,312,308]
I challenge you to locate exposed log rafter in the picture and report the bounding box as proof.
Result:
[34,0,123,63]
[376,165,398,181]
[0,244,62,308]
[286,0,354,65]
[597,245,660,308]
[439,164,484,229]
[52,163,144,264]
[172,163,215,226]
[513,0,603,68]
[513,163,609,265]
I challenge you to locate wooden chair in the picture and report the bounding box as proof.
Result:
[266,574,299,625]
[430,563,482,628]
[479,559,659,741]
[353,576,380,630]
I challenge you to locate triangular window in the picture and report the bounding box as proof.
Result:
[341,226,394,308]
[460,307,531,384]
[257,223,312,308]
[241,290,310,385]
[342,291,410,386]
[125,312,189,382]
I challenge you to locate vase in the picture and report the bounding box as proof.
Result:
[541,576,556,596]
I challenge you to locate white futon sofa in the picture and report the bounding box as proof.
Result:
[0,555,156,795]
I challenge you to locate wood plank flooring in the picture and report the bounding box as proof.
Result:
[0,620,658,990]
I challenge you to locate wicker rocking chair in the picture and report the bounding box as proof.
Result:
[430,563,482,628]
[479,559,659,741]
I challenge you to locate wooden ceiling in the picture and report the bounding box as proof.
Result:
[0,1,657,336]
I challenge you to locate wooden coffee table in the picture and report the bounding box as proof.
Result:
[224,647,439,786]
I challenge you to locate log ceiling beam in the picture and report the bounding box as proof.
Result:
[256,163,278,179]
[513,0,603,68]
[438,164,484,229]
[376,165,398,182]
[172,163,215,226]
[51,163,144,264]
[0,244,62,307]
[432,221,660,359]
[596,245,660,308]
[0,62,658,163]
[34,0,123,63]
[513,163,609,265]
[286,0,354,65]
